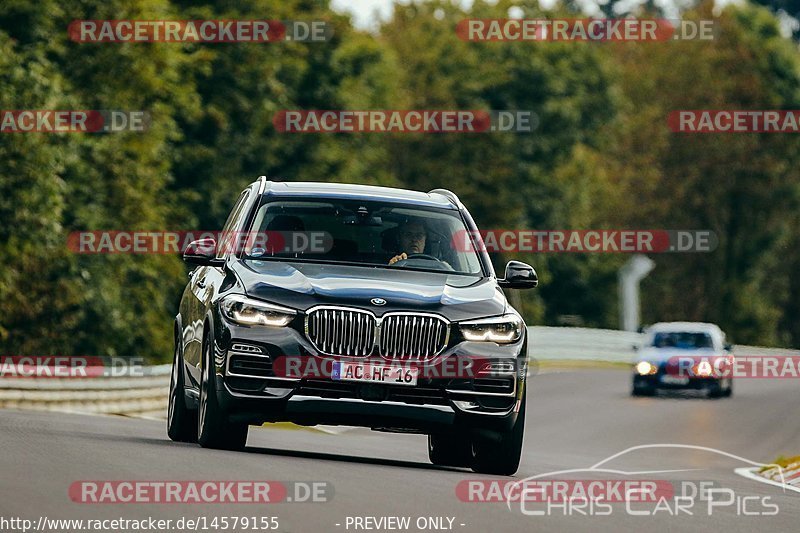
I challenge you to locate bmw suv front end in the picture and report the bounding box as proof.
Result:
[169,180,538,475]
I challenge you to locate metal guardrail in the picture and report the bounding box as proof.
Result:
[527,325,800,363]
[1,328,798,417]
[528,326,800,363]
[528,326,642,362]
[0,364,170,418]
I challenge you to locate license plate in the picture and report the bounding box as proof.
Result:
[660,375,690,385]
[332,361,418,386]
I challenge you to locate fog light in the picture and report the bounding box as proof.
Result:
[479,361,516,375]
[231,343,263,354]
[453,400,480,411]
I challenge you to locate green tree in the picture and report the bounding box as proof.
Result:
[589,2,800,344]
[380,0,619,325]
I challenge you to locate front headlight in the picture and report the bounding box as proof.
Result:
[693,360,713,377]
[636,361,657,375]
[459,313,524,344]
[220,295,295,327]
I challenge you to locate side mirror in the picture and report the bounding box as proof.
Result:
[183,238,224,267]
[498,260,538,289]
[724,343,733,352]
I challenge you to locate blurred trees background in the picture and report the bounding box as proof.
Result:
[1,0,799,361]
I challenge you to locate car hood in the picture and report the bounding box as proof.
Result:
[232,260,507,321]
[636,347,725,363]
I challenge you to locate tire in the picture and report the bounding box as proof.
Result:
[471,391,526,476]
[723,379,733,397]
[197,331,248,450]
[428,433,472,468]
[167,333,197,442]
[631,383,655,397]
[707,380,724,398]
[710,379,733,398]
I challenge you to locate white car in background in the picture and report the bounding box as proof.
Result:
[632,322,734,398]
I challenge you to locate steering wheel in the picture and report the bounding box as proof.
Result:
[391,253,452,270]
[404,253,439,262]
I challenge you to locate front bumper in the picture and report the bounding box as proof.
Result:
[213,321,526,433]
[632,372,722,391]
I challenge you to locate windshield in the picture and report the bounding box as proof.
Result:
[243,198,484,275]
[650,331,715,350]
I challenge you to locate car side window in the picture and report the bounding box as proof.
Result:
[216,191,250,259]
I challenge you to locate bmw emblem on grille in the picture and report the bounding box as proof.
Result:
[370,298,387,306]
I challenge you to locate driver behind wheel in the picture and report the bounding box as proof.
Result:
[388,219,427,265]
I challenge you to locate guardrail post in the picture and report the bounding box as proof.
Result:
[618,254,655,332]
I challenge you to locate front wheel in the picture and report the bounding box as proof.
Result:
[197,331,249,450]
[167,334,197,442]
[471,391,526,476]
[631,379,656,396]
[709,378,733,399]
[723,379,733,397]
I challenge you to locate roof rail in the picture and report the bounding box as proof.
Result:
[428,188,461,206]
[257,175,268,194]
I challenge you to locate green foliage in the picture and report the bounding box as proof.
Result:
[0,30,79,352]
[589,2,800,345]
[1,0,799,362]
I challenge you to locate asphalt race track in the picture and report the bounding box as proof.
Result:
[1,368,798,532]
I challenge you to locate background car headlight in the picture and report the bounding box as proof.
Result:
[636,361,657,375]
[459,313,524,344]
[693,360,714,377]
[220,295,295,327]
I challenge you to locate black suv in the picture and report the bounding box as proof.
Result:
[168,178,538,475]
